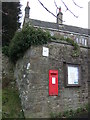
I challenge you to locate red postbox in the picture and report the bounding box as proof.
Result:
[49,70,58,96]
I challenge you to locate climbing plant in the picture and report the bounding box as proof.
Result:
[51,35,80,57]
[3,22,80,63]
[8,23,51,63]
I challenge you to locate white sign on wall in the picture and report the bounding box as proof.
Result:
[42,47,49,57]
[68,66,79,84]
[27,63,30,70]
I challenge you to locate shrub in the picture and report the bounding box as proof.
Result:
[9,24,51,63]
[2,46,9,57]
[50,104,89,118]
[3,23,80,63]
[52,35,80,57]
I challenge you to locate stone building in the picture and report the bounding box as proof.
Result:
[14,3,90,118]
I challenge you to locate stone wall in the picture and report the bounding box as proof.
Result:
[14,40,88,118]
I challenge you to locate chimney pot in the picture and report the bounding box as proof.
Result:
[59,7,61,13]
[27,1,29,7]
[57,7,63,25]
[25,1,30,18]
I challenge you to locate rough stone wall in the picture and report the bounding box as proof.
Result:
[14,41,88,118]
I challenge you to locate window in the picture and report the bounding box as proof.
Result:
[76,38,79,43]
[64,35,67,39]
[64,63,81,87]
[79,38,82,44]
[81,38,85,45]
[50,31,54,36]
[85,39,87,46]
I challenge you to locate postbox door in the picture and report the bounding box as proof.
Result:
[49,70,58,96]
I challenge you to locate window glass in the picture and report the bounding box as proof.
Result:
[68,66,79,85]
[64,63,81,87]
[85,39,87,46]
[64,36,67,39]
[79,38,82,44]
[76,38,79,43]
[82,38,85,45]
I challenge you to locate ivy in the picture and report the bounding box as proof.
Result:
[8,23,51,63]
[3,23,80,63]
[51,35,80,57]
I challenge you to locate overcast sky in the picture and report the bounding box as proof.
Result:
[20,0,90,28]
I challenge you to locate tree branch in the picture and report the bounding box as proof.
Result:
[54,0,59,9]
[72,0,83,8]
[38,0,57,18]
[61,0,78,18]
[38,0,64,22]
[54,0,59,14]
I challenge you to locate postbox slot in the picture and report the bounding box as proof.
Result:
[51,73,56,75]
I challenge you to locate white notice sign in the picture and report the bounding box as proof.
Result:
[42,47,49,57]
[68,66,79,84]
[52,77,56,84]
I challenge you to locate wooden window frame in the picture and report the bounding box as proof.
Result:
[64,63,81,87]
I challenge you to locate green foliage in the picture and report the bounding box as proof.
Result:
[2,87,25,118]
[76,107,83,114]
[51,35,80,57]
[8,24,51,63]
[2,46,9,57]
[63,110,70,118]
[2,56,25,118]
[3,23,80,63]
[50,112,58,119]
[85,103,90,112]
[2,2,21,46]
[50,104,88,118]
[65,38,80,57]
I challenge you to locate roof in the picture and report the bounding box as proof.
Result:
[27,19,90,36]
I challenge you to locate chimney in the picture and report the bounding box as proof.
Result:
[57,7,63,24]
[25,1,30,18]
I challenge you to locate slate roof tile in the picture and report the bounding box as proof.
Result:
[29,19,90,36]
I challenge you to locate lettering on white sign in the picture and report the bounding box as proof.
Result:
[42,47,49,57]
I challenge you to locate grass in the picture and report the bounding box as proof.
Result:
[2,82,25,118]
